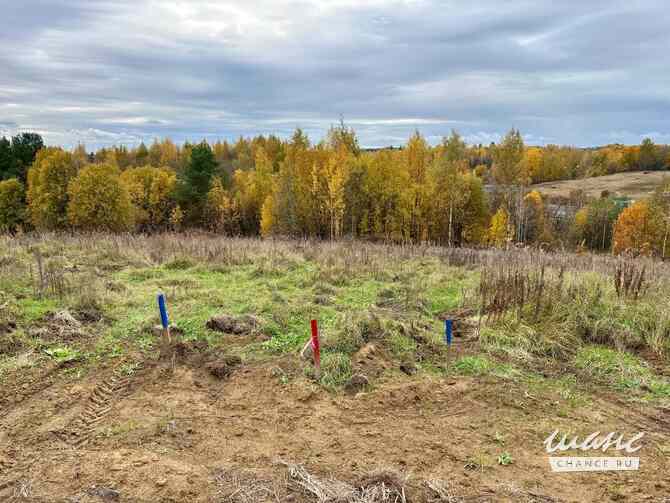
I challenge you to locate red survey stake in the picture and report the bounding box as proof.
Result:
[310,319,321,377]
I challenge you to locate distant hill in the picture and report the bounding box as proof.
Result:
[531,170,670,200]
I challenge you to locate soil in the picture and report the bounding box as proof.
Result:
[1,349,668,502]
[159,339,242,380]
[29,310,89,343]
[352,343,392,378]
[0,328,22,356]
[206,314,262,336]
[0,320,16,336]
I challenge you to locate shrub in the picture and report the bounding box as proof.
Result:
[120,165,176,231]
[612,200,663,255]
[67,163,134,231]
[27,148,77,230]
[0,178,26,232]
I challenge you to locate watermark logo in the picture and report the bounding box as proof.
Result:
[544,430,644,473]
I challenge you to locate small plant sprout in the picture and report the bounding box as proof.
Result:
[497,452,513,466]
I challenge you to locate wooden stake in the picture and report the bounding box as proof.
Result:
[310,319,321,379]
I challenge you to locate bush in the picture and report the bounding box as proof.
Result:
[120,165,176,230]
[67,163,134,231]
[27,148,77,230]
[0,178,26,232]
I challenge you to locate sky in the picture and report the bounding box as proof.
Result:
[1,0,669,150]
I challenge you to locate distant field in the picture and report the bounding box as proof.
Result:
[532,170,670,200]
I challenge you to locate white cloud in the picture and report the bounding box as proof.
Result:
[1,0,669,148]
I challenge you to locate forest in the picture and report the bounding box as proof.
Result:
[0,126,669,256]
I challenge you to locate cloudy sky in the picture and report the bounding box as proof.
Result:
[1,0,669,149]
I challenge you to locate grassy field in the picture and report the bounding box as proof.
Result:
[0,234,669,502]
[531,170,669,200]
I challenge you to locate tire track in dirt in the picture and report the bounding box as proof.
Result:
[0,362,145,498]
[57,366,137,449]
[595,396,670,434]
[0,362,63,412]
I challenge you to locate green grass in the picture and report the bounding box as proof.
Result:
[525,373,590,409]
[16,297,60,322]
[387,333,417,358]
[452,355,520,378]
[318,352,353,391]
[3,235,669,402]
[575,345,670,399]
[336,279,385,309]
[44,346,82,364]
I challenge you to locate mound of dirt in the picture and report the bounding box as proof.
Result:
[0,319,16,335]
[160,339,242,380]
[322,313,449,384]
[30,310,87,342]
[206,314,261,335]
[205,355,243,379]
[344,373,369,393]
[437,308,478,339]
[0,318,18,353]
[171,339,209,359]
[73,306,105,324]
[0,329,22,356]
[352,343,392,378]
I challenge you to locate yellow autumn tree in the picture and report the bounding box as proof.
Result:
[0,178,26,233]
[321,147,350,239]
[612,200,663,255]
[234,147,274,233]
[362,149,413,241]
[521,190,546,243]
[260,195,274,237]
[488,207,511,248]
[205,177,239,234]
[27,148,78,230]
[169,205,184,231]
[492,129,525,186]
[159,138,180,169]
[573,207,589,248]
[120,166,176,230]
[67,163,134,232]
[521,147,543,183]
[404,131,431,241]
[651,177,670,258]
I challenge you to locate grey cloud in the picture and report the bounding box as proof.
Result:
[1,0,669,149]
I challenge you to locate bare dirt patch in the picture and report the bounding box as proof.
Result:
[1,354,668,502]
[206,314,263,336]
[159,338,243,380]
[29,309,88,343]
[352,343,392,378]
[0,319,16,336]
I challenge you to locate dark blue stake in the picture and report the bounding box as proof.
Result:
[445,319,453,346]
[158,293,169,329]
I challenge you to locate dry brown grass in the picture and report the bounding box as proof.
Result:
[531,170,669,200]
[282,462,408,503]
[3,232,670,284]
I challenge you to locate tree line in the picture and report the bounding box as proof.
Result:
[0,126,669,256]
